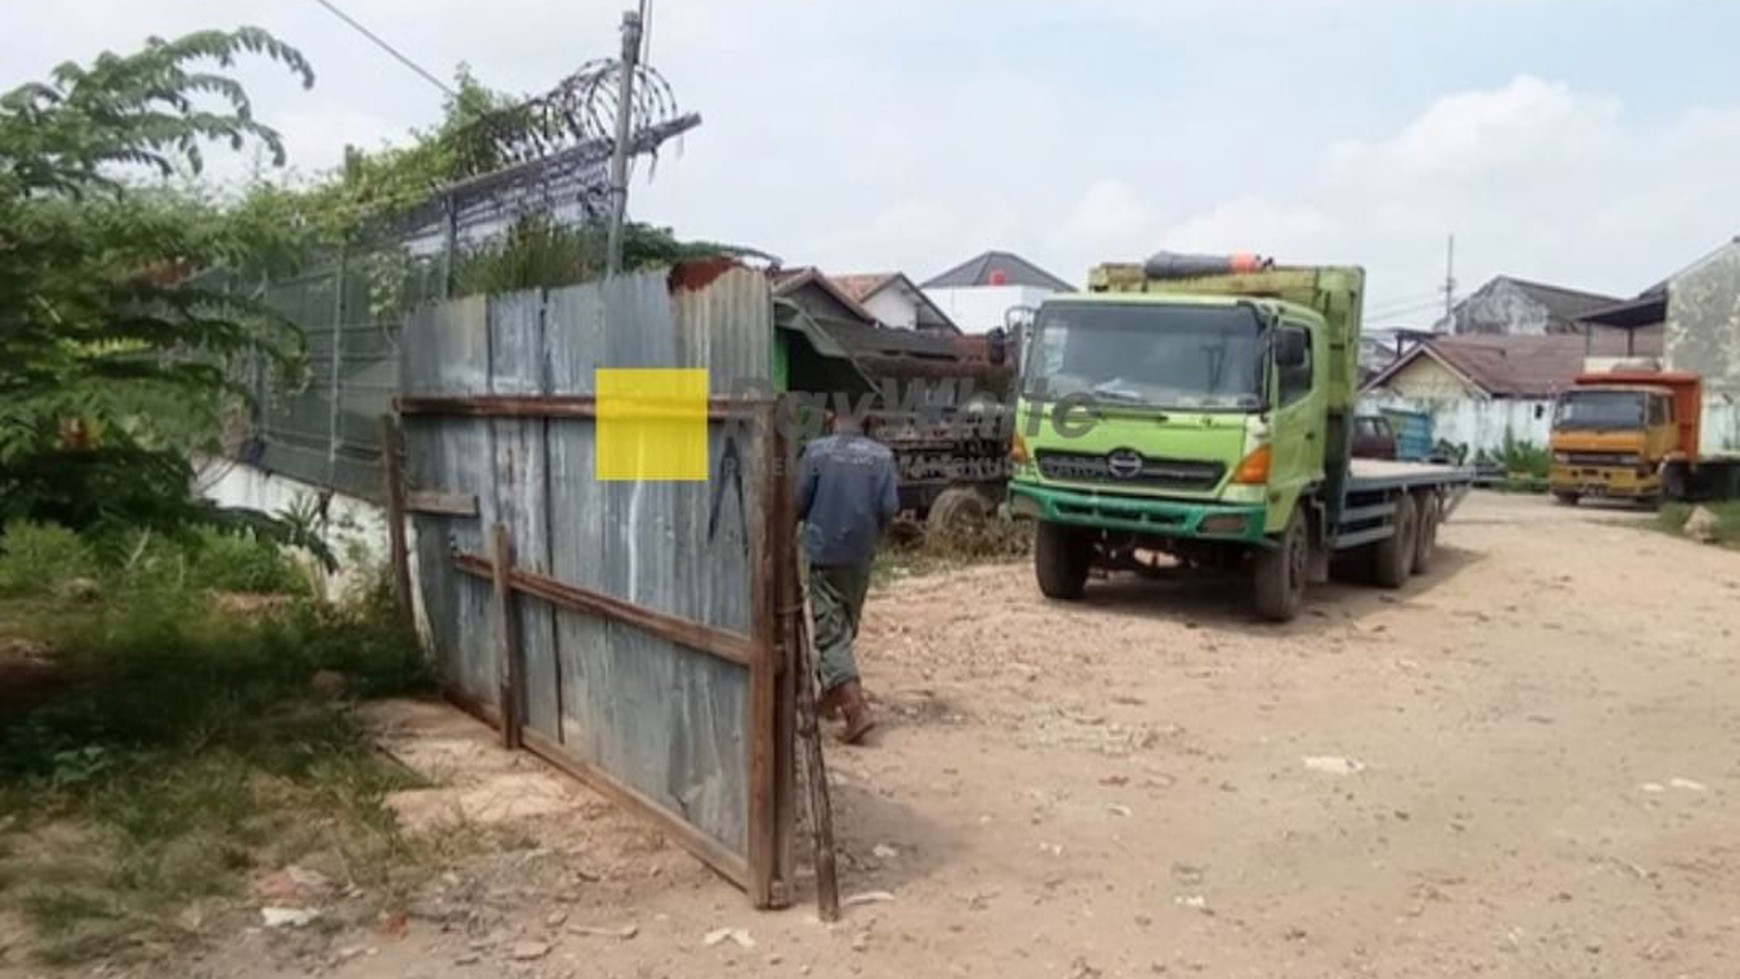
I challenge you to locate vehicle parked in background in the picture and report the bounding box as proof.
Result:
[1351,415,1398,460]
[1380,407,1437,462]
[1550,368,1740,505]
[1007,252,1475,622]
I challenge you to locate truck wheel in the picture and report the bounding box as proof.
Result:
[1552,491,1580,506]
[1034,521,1093,600]
[1253,511,1309,623]
[927,486,990,543]
[1411,492,1439,575]
[1372,494,1417,589]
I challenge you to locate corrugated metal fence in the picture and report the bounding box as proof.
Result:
[392,264,798,907]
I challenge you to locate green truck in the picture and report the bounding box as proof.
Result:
[1007,254,1473,622]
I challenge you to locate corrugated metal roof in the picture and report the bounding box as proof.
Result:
[1369,329,1665,398]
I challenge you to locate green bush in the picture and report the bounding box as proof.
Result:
[184,528,309,595]
[1657,502,1740,547]
[0,522,100,596]
[0,521,311,599]
[1499,426,1551,480]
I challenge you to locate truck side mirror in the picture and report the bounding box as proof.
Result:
[1275,330,1308,369]
[1534,404,1545,420]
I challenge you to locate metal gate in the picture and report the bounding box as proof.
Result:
[389,265,796,906]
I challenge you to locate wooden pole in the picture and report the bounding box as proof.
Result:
[794,552,841,922]
[747,413,782,908]
[379,415,413,629]
[490,523,522,750]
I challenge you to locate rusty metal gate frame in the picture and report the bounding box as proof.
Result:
[389,394,799,908]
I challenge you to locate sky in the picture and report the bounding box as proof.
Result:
[7,0,1740,329]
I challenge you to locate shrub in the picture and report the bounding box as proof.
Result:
[0,522,99,596]
[184,528,310,595]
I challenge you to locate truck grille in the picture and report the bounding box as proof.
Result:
[1035,450,1224,491]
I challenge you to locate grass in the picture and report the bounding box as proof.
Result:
[871,514,1033,586]
[1656,501,1740,548]
[0,525,440,965]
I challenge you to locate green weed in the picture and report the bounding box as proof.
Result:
[1656,501,1740,548]
[0,567,435,965]
[0,523,99,596]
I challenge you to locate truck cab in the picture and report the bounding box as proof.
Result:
[1007,292,1328,544]
[1548,371,1700,505]
[1007,255,1470,622]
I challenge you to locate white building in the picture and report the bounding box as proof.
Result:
[920,250,1074,335]
[828,272,959,333]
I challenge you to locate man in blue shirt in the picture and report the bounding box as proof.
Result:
[797,411,899,744]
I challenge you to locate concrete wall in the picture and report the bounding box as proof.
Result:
[923,284,1053,334]
[1446,279,1552,336]
[198,458,411,604]
[1666,241,1740,454]
[1361,393,1552,456]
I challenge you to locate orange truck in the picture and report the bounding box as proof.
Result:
[1549,369,1740,505]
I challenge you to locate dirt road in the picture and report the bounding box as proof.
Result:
[194,493,1740,978]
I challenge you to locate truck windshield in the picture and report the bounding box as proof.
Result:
[1023,302,1265,410]
[1555,390,1646,430]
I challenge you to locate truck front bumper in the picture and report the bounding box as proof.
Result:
[1008,482,1269,544]
[1549,465,1660,499]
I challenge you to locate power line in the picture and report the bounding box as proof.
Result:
[307,0,456,98]
[1367,299,1448,321]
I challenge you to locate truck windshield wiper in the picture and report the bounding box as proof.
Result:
[1090,382,1147,404]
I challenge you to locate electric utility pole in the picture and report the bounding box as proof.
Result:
[1441,233,1457,332]
[605,8,643,277]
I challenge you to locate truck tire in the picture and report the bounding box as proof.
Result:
[1411,492,1439,575]
[1253,510,1310,623]
[927,486,990,543]
[1034,521,1093,600]
[1552,491,1580,506]
[1372,493,1417,589]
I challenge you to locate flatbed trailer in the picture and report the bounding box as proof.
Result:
[1333,460,1475,549]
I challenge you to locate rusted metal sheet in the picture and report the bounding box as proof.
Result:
[539,270,761,864]
[397,266,792,906]
[400,296,498,711]
[488,290,560,743]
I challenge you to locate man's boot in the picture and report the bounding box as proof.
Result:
[815,683,842,722]
[834,679,877,745]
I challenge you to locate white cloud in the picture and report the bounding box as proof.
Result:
[1060,179,1154,256]
[1324,76,1620,184]
[1158,199,1341,258]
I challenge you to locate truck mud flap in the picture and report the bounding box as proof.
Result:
[1441,482,1473,520]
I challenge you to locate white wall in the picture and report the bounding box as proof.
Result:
[1366,391,1740,458]
[863,289,918,329]
[924,284,1053,334]
[197,459,424,622]
[1361,394,1553,456]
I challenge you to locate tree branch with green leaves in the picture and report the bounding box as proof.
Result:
[0,27,323,556]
